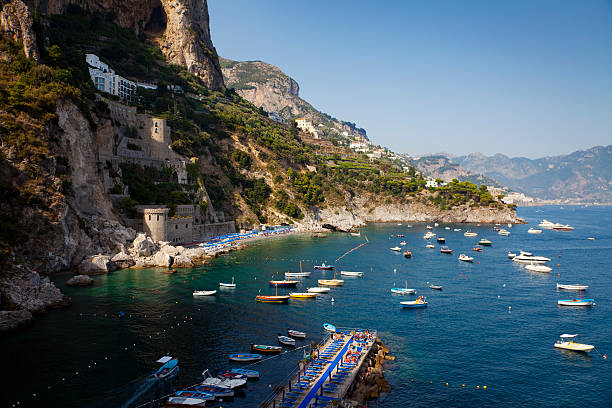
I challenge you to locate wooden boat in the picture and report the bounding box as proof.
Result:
[340,270,364,277]
[307,286,330,293]
[154,356,179,379]
[289,292,317,299]
[556,283,589,291]
[202,369,247,388]
[558,290,594,307]
[314,262,334,270]
[478,238,492,246]
[285,271,310,278]
[391,280,416,295]
[426,244,435,249]
[217,371,248,381]
[554,334,594,352]
[464,231,478,237]
[403,250,412,258]
[552,224,574,231]
[401,296,428,308]
[437,237,446,243]
[287,329,306,338]
[269,280,299,287]
[168,391,214,405]
[193,290,216,296]
[525,264,552,273]
[256,295,289,303]
[440,246,452,254]
[219,277,236,288]
[454,228,462,231]
[252,344,282,354]
[229,368,259,379]
[318,272,344,286]
[195,385,235,398]
[278,335,296,346]
[323,323,336,332]
[458,254,473,262]
[390,246,402,252]
[228,353,262,362]
[429,284,443,290]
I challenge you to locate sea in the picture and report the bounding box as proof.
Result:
[1,205,611,407]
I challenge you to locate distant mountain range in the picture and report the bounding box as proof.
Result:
[448,145,612,202]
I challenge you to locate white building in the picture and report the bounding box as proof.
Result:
[86,54,157,102]
[349,141,368,150]
[426,178,439,188]
[295,117,321,139]
[268,112,287,124]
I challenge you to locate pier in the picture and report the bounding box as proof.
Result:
[261,327,377,408]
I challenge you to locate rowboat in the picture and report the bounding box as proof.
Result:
[168,391,214,405]
[307,286,330,293]
[219,277,236,288]
[554,334,594,352]
[525,264,552,273]
[340,270,364,277]
[464,231,477,237]
[390,246,402,252]
[228,353,262,362]
[202,369,247,388]
[285,271,310,278]
[401,296,428,308]
[278,335,296,346]
[314,262,334,270]
[440,246,452,254]
[195,385,235,398]
[252,344,282,354]
[558,290,594,307]
[217,371,248,381]
[323,323,336,332]
[426,244,435,249]
[429,284,443,290]
[229,368,260,379]
[350,231,361,236]
[391,280,416,295]
[193,290,216,296]
[318,279,344,286]
[528,228,542,234]
[400,241,407,245]
[287,329,306,338]
[437,237,445,243]
[478,238,492,246]
[154,356,179,379]
[289,292,317,299]
[403,249,412,258]
[256,295,290,303]
[269,280,299,287]
[458,254,473,262]
[556,283,589,291]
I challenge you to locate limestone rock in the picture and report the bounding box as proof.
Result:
[78,255,112,275]
[130,233,157,257]
[132,257,156,269]
[153,251,172,268]
[0,310,34,333]
[172,254,193,268]
[0,0,39,60]
[159,244,180,257]
[66,275,94,287]
[111,251,134,269]
[0,266,68,313]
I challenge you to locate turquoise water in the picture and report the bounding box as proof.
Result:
[1,206,611,407]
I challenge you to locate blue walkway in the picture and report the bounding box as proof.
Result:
[297,336,354,408]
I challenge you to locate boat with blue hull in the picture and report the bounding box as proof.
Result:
[401,297,428,308]
[153,356,179,379]
[229,368,259,379]
[228,353,262,362]
[194,385,235,398]
[323,323,336,332]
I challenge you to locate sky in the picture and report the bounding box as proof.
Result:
[208,0,612,158]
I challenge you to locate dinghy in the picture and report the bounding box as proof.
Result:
[154,356,179,379]
[391,280,416,295]
[437,237,446,243]
[507,251,516,259]
[556,283,589,291]
[168,391,214,406]
[323,323,336,332]
[219,277,236,288]
[401,296,428,308]
[193,290,216,296]
[228,353,262,362]
[251,344,282,354]
[229,368,259,379]
[440,246,452,254]
[403,249,412,258]
[307,286,330,293]
[195,385,235,398]
[268,280,299,287]
[287,329,306,339]
[314,262,334,270]
[278,335,296,346]
[390,246,402,252]
[429,284,443,291]
[289,292,317,299]
[426,244,435,249]
[458,254,473,262]
[525,264,552,273]
[554,334,594,352]
[340,270,364,277]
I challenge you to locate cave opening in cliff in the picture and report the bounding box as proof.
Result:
[144,4,167,37]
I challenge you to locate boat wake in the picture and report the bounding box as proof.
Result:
[120,376,163,408]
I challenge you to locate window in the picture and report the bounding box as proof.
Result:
[157,215,159,221]
[94,77,105,91]
[154,122,158,127]
[186,224,188,228]
[148,215,151,221]
[154,128,158,133]
[175,225,178,230]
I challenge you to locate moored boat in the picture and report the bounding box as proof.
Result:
[219,277,236,288]
[464,231,478,237]
[154,356,179,379]
[512,253,551,264]
[401,296,428,308]
[391,280,416,295]
[318,279,344,286]
[426,244,435,249]
[478,238,492,246]
[289,292,317,299]
[556,283,589,291]
[251,344,282,354]
[195,385,235,398]
[278,335,296,346]
[528,228,542,234]
[507,251,516,259]
[285,271,311,278]
[498,229,510,236]
[525,264,552,273]
[168,391,214,406]
[558,292,594,307]
[202,369,247,388]
[269,280,299,287]
[473,246,483,252]
[255,295,290,303]
[193,290,216,296]
[440,246,452,254]
[390,246,402,252]
[340,270,364,277]
[400,241,407,245]
[287,329,306,338]
[323,323,336,332]
[314,262,334,270]
[307,286,330,293]
[458,254,473,262]
[552,224,574,231]
[554,334,594,352]
[429,284,443,290]
[437,237,446,243]
[228,353,262,362]
[403,249,412,258]
[229,368,260,379]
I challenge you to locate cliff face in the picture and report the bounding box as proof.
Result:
[4,0,224,89]
[220,58,368,141]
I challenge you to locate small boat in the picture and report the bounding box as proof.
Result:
[287,329,306,338]
[219,277,236,288]
[195,385,235,398]
[350,231,361,237]
[202,369,247,389]
[453,228,462,232]
[390,246,402,252]
[391,280,416,295]
[286,260,311,278]
[528,228,542,234]
[424,232,436,239]
[458,254,473,262]
[168,391,214,405]
[314,262,334,270]
[554,334,594,352]
[403,249,412,258]
[154,356,179,379]
[323,323,336,332]
[426,225,433,230]
[552,224,574,231]
[307,286,330,293]
[478,238,492,246]
[587,237,595,240]
[434,222,439,227]
[217,371,248,381]
[498,229,510,236]
[269,280,299,287]
[539,219,556,229]
[507,251,516,259]
[525,264,552,273]
[396,234,405,237]
[228,353,262,362]
[193,290,216,296]
[256,295,289,303]
[340,270,364,277]
[464,231,478,237]
[318,271,344,286]
[440,246,452,254]
[445,226,451,230]
[473,246,483,252]
[229,368,259,379]
[437,237,446,243]
[556,283,589,291]
[426,244,435,249]
[401,296,428,308]
[512,252,551,264]
[558,290,594,307]
[429,285,443,290]
[400,241,407,245]
[289,292,317,299]
[252,344,282,354]
[278,335,296,346]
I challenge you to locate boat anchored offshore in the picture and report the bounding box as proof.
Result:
[437,237,446,243]
[168,391,214,406]
[557,283,589,291]
[390,246,402,252]
[512,251,551,264]
[251,344,282,354]
[525,264,552,273]
[314,262,334,270]
[318,271,344,286]
[323,323,336,332]
[219,276,236,288]
[440,246,453,254]
[558,290,594,307]
[287,329,306,338]
[458,254,474,262]
[554,334,594,352]
[193,290,216,296]
[228,354,262,362]
[195,385,234,398]
[229,368,259,379]
[403,249,412,258]
[464,231,478,237]
[268,280,299,287]
[478,238,492,246]
[426,244,435,249]
[202,369,247,389]
[289,292,317,299]
[307,286,330,293]
[528,228,542,234]
[285,260,311,278]
[391,280,417,295]
[429,284,443,291]
[340,270,364,277]
[401,296,428,308]
[498,229,510,236]
[154,356,179,379]
[278,335,296,346]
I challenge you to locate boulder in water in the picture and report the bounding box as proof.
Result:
[66,275,94,287]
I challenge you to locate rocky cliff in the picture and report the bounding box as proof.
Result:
[220,58,368,141]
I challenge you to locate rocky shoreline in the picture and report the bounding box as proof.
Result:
[342,338,392,406]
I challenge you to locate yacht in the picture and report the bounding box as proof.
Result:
[512,251,551,264]
[552,224,574,231]
[538,219,556,229]
[498,229,510,236]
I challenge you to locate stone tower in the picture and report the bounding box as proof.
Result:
[143,208,169,242]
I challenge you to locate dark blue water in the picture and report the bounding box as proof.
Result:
[1,206,611,407]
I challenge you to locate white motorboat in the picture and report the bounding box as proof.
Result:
[554,334,594,352]
[400,241,407,246]
[390,246,402,252]
[391,280,416,295]
[426,244,435,249]
[587,237,595,241]
[445,226,451,230]
[219,277,236,288]
[552,224,574,231]
[507,252,517,259]
[458,254,474,262]
[498,229,510,236]
[512,252,551,264]
[464,231,478,237]
[557,283,589,291]
[307,286,330,293]
[538,219,556,229]
[340,271,364,277]
[528,228,542,234]
[424,231,436,239]
[453,228,462,231]
[525,264,552,273]
[350,231,361,236]
[285,271,311,278]
[193,290,216,296]
[426,225,433,230]
[434,222,439,227]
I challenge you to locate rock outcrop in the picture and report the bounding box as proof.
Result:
[0,0,39,60]
[66,274,94,286]
[343,338,391,406]
[78,254,114,275]
[0,309,34,333]
[0,265,70,313]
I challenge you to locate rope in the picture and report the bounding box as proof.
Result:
[335,236,369,263]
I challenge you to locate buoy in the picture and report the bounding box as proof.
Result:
[445,382,448,386]
[497,295,501,299]
[508,306,512,311]
[604,354,607,360]
[331,298,335,303]
[558,273,560,277]
[483,385,487,389]
[477,385,480,389]
[503,284,506,287]
[462,384,465,387]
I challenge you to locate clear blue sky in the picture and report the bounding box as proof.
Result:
[208,0,612,158]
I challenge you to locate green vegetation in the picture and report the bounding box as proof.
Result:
[429,180,500,209]
[274,191,304,220]
[287,169,324,206]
